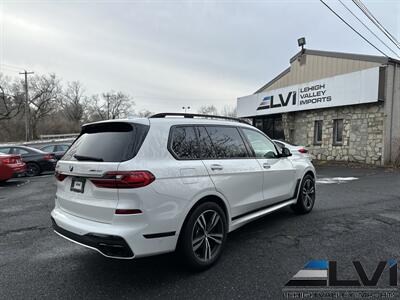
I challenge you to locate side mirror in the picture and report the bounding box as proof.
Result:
[281,147,292,157]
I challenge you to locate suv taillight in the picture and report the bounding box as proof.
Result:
[55,172,67,181]
[91,171,155,189]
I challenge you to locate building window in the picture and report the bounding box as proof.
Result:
[314,120,323,145]
[252,115,284,140]
[333,119,344,145]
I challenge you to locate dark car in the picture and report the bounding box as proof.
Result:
[0,146,57,177]
[40,144,71,160]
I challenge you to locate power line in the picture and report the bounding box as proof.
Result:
[319,0,389,57]
[0,66,22,74]
[0,63,25,71]
[352,0,400,50]
[338,0,400,59]
[353,0,400,48]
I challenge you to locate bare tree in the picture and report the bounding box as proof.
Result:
[198,105,218,115]
[87,91,135,121]
[0,74,23,121]
[221,105,237,117]
[29,73,62,139]
[86,94,104,121]
[61,81,86,129]
[0,72,146,142]
[137,109,152,117]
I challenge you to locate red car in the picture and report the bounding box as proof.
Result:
[0,153,27,182]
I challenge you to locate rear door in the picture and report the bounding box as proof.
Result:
[199,125,264,218]
[241,128,297,205]
[56,121,149,223]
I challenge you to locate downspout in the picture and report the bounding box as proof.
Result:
[389,62,397,163]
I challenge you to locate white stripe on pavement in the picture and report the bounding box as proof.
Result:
[316,177,358,184]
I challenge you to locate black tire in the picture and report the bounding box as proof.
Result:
[291,174,316,214]
[26,162,41,177]
[178,202,227,271]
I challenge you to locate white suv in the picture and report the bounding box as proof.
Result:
[51,113,316,270]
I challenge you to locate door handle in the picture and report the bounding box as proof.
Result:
[263,163,271,169]
[210,164,223,171]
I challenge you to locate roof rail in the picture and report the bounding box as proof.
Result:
[149,113,250,124]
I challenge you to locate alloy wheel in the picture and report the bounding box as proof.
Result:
[26,164,40,177]
[302,178,315,209]
[191,210,224,262]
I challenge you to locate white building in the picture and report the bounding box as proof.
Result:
[237,49,400,166]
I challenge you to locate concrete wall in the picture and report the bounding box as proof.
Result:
[282,103,385,166]
[260,54,382,93]
[383,62,400,165]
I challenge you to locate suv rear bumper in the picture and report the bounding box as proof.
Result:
[51,217,134,258]
[51,207,178,258]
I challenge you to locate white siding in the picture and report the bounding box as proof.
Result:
[260,54,382,92]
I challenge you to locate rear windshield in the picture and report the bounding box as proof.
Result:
[62,122,149,162]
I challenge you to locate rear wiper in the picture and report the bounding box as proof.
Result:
[73,154,104,162]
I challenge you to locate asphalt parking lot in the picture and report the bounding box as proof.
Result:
[1,166,400,299]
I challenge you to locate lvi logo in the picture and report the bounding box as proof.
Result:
[285,260,398,287]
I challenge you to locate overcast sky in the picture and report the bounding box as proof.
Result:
[0,0,399,114]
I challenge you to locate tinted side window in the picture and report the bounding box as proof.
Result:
[197,127,215,159]
[14,148,30,155]
[242,128,278,159]
[57,145,69,151]
[170,126,199,159]
[42,146,55,152]
[0,147,12,154]
[274,141,284,149]
[205,126,248,159]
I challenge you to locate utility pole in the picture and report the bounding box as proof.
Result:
[0,85,4,102]
[105,93,110,119]
[19,70,34,141]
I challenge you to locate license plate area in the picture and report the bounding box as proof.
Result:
[70,177,86,193]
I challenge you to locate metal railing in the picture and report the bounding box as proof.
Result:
[39,133,80,140]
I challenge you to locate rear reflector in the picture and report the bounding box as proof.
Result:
[298,148,308,154]
[115,209,142,215]
[91,171,155,189]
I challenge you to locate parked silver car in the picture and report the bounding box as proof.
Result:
[273,140,312,161]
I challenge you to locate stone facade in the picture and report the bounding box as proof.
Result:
[282,103,385,165]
